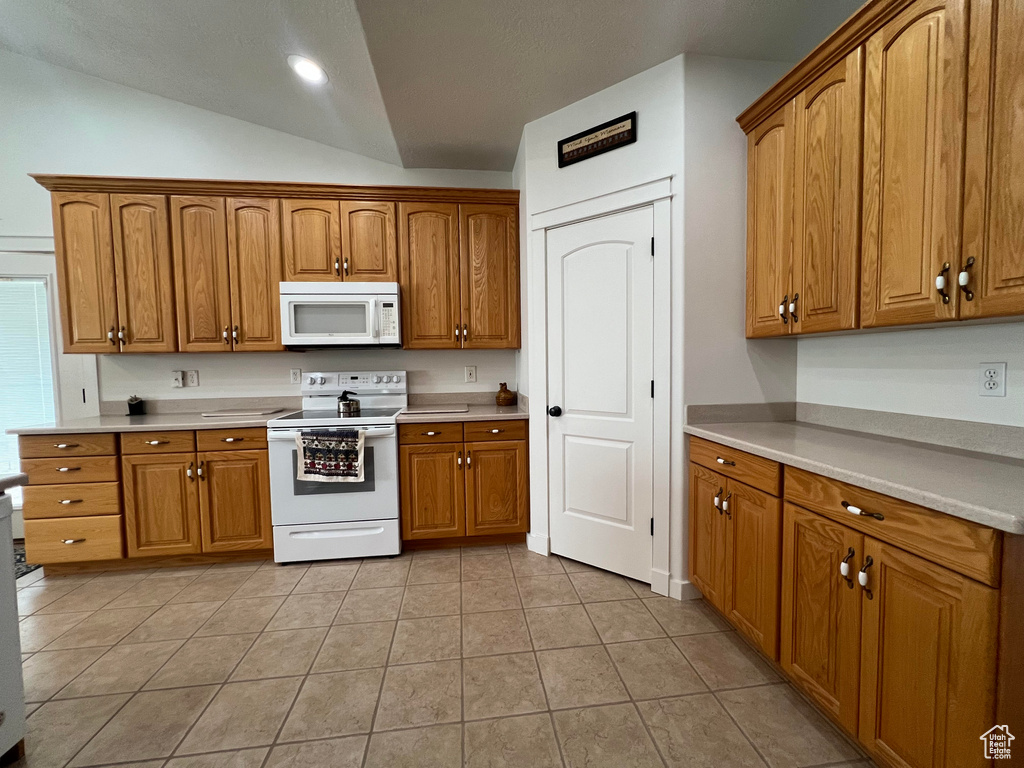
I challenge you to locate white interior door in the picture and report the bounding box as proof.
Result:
[546,206,654,582]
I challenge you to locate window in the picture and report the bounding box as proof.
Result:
[0,277,56,506]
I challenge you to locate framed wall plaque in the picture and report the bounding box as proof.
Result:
[558,111,637,168]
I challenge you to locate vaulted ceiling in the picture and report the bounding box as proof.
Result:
[0,0,862,171]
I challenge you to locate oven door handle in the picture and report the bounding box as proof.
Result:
[267,426,396,441]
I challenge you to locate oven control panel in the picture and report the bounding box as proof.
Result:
[379,300,399,341]
[300,371,407,395]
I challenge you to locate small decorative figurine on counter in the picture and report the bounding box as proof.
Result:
[495,382,517,407]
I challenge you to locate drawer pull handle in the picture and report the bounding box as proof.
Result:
[859,556,874,598]
[53,443,79,449]
[145,440,169,446]
[186,462,195,481]
[840,547,855,588]
[716,457,736,466]
[721,492,732,517]
[423,431,439,436]
[490,429,502,434]
[841,501,884,521]
[61,539,85,545]
[58,499,83,505]
[457,451,462,468]
[713,487,724,513]
[221,437,243,442]
[55,467,81,472]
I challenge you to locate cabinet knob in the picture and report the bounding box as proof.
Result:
[721,492,732,516]
[61,539,85,545]
[53,443,79,449]
[223,327,231,343]
[788,293,799,322]
[958,257,975,301]
[466,451,472,468]
[713,487,723,513]
[936,262,951,304]
[423,431,438,436]
[108,327,117,345]
[222,437,242,442]
[841,500,884,521]
[145,440,169,446]
[232,325,239,341]
[457,451,462,468]
[187,462,195,481]
[778,294,789,325]
[58,499,83,505]
[858,556,874,598]
[840,547,855,587]
[490,429,502,434]
[55,467,80,473]
[715,457,736,466]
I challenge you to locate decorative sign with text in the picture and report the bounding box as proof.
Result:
[558,112,637,168]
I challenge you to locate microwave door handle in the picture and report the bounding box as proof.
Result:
[371,298,379,338]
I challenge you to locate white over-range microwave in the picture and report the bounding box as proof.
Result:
[279,282,401,347]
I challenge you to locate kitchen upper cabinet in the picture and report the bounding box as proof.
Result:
[51,192,118,353]
[282,199,342,281]
[197,449,272,552]
[960,0,1024,319]
[689,463,729,611]
[171,196,231,352]
[399,202,461,349]
[341,201,398,282]
[724,480,781,658]
[459,204,520,348]
[745,100,795,338]
[122,453,202,557]
[791,50,863,334]
[399,443,466,539]
[860,0,968,328]
[464,440,528,535]
[780,503,863,734]
[227,198,283,350]
[110,194,176,352]
[859,538,998,768]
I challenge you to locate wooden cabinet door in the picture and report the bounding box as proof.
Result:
[465,440,528,535]
[459,204,520,348]
[282,199,342,281]
[122,453,201,557]
[688,462,728,612]
[859,538,998,768]
[723,479,781,659]
[51,192,118,353]
[780,503,863,734]
[399,443,465,539]
[111,194,176,352]
[341,201,398,282]
[792,50,863,335]
[399,202,461,348]
[171,196,232,352]
[197,449,271,552]
[228,198,283,351]
[861,0,968,327]
[746,100,795,338]
[960,0,1024,319]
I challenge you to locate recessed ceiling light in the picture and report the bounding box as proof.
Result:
[287,55,328,85]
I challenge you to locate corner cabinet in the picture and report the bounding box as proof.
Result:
[741,0,1024,334]
[400,420,529,541]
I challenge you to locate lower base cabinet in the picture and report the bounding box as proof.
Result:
[198,450,272,552]
[400,421,529,541]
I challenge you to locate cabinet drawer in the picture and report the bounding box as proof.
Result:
[689,436,781,495]
[22,482,121,519]
[120,431,196,454]
[196,428,268,452]
[21,456,119,485]
[399,422,464,444]
[463,420,527,442]
[24,515,124,563]
[19,432,117,459]
[784,466,1002,587]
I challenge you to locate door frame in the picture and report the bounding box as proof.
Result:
[527,177,673,595]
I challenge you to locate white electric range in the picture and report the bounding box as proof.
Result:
[266,371,406,563]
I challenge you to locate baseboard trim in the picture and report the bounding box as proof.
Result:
[527,533,550,555]
[670,578,702,601]
[650,568,670,596]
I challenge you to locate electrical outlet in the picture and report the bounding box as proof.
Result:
[185,370,200,388]
[290,368,302,385]
[465,366,477,383]
[172,370,184,388]
[979,362,1006,397]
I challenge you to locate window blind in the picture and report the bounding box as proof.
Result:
[0,277,56,507]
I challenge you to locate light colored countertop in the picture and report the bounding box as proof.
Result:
[685,421,1024,535]
[7,411,281,435]
[397,404,529,424]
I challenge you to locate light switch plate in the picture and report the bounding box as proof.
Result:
[979,362,1006,397]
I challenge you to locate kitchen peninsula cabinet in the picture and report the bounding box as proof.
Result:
[740,0,1024,335]
[688,434,1011,768]
[399,418,529,542]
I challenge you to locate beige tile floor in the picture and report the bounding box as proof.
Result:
[13,544,876,768]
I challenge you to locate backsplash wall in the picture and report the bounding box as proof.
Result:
[99,349,518,402]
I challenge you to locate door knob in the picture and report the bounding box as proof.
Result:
[548,406,562,417]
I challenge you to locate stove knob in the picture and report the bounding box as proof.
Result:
[306,376,316,385]
[382,375,392,383]
[317,376,326,385]
[372,375,382,383]
[392,375,401,383]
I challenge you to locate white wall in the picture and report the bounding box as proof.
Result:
[512,131,530,397]
[0,48,510,245]
[797,324,1024,427]
[683,55,796,407]
[99,349,517,402]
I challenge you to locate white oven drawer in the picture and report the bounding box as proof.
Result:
[273,519,401,563]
